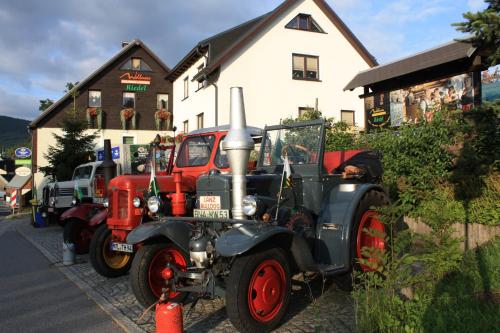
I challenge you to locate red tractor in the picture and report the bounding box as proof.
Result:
[89,126,262,278]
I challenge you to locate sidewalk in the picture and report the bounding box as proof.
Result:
[14,217,356,332]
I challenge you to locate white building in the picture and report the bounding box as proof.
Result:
[168,0,377,132]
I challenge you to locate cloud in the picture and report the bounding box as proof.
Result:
[467,0,486,11]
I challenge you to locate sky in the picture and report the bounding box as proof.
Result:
[0,0,487,121]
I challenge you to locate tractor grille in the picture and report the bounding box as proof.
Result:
[118,190,129,219]
[58,187,74,197]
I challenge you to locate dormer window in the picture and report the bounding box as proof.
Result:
[120,58,153,71]
[285,14,324,33]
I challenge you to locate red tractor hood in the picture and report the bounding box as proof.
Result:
[109,174,197,194]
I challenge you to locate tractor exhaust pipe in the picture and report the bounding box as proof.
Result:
[222,87,254,220]
[101,139,116,197]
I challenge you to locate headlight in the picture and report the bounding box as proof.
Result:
[50,198,56,207]
[133,197,141,208]
[147,196,161,213]
[103,198,109,208]
[242,195,257,216]
[71,197,78,206]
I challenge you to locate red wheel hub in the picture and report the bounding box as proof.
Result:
[356,210,385,271]
[148,245,187,299]
[248,259,286,323]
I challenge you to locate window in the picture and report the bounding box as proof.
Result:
[123,136,135,144]
[341,110,355,126]
[298,107,314,117]
[120,58,152,71]
[197,113,204,129]
[285,14,324,33]
[183,120,189,133]
[292,54,319,80]
[176,135,216,167]
[157,94,169,110]
[88,90,101,107]
[197,64,204,90]
[183,76,189,99]
[123,92,135,108]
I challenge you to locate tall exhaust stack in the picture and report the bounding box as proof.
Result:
[222,87,254,220]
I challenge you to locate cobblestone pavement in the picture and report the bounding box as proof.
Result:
[14,218,356,333]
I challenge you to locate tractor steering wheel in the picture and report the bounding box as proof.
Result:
[281,144,311,164]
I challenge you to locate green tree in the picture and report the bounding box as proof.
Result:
[453,0,500,66]
[65,81,79,93]
[39,117,97,181]
[39,98,54,112]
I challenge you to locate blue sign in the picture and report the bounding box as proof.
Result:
[97,147,120,161]
[15,147,32,159]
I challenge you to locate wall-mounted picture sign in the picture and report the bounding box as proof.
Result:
[15,147,32,159]
[482,65,500,102]
[365,94,390,129]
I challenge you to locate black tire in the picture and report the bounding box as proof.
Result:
[89,224,133,278]
[226,247,291,333]
[63,219,92,254]
[336,190,389,290]
[130,243,190,308]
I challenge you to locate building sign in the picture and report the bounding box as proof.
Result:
[482,65,500,102]
[125,84,148,92]
[15,166,31,177]
[130,144,149,174]
[365,72,475,130]
[15,147,32,159]
[97,147,120,161]
[120,72,151,93]
[365,93,390,128]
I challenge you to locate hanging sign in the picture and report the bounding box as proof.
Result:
[15,159,32,165]
[15,147,32,159]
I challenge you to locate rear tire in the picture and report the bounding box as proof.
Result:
[63,219,93,254]
[89,224,133,278]
[130,243,190,308]
[226,247,291,333]
[336,190,389,290]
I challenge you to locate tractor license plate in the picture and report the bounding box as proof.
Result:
[48,207,54,212]
[199,196,221,210]
[111,242,134,253]
[194,209,230,219]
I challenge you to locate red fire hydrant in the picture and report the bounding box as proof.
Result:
[156,302,183,333]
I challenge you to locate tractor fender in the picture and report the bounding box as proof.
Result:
[317,183,386,268]
[60,204,96,222]
[126,221,191,254]
[215,224,293,257]
[88,208,108,227]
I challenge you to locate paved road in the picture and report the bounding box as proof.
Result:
[0,226,124,333]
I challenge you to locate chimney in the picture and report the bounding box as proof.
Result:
[222,87,254,220]
[121,41,129,48]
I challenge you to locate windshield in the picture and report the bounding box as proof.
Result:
[141,146,174,173]
[176,135,216,167]
[261,124,322,166]
[72,166,93,180]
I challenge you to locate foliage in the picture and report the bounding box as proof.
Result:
[282,109,359,152]
[453,0,500,66]
[39,116,97,182]
[0,115,30,153]
[38,98,54,112]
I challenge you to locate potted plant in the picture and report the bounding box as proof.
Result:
[120,108,136,130]
[154,109,172,131]
[86,107,103,129]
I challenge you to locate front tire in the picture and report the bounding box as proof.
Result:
[130,243,189,308]
[63,219,93,254]
[226,247,291,333]
[89,224,133,278]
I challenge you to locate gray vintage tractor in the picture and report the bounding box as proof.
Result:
[127,87,388,332]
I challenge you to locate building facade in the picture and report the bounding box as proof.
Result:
[29,39,173,196]
[168,0,377,133]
